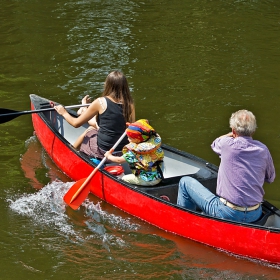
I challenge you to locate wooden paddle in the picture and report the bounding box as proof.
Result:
[0,104,89,124]
[63,130,127,210]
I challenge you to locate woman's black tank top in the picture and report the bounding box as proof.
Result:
[97,97,128,151]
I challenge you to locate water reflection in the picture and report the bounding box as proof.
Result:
[20,136,70,189]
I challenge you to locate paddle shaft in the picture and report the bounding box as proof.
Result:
[0,104,89,117]
[69,130,127,203]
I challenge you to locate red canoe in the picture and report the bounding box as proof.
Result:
[30,94,280,265]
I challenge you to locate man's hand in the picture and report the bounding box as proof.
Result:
[219,132,235,139]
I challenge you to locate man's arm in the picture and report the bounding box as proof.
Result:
[265,151,276,183]
[211,132,234,156]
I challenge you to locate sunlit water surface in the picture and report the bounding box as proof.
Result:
[1,0,280,279]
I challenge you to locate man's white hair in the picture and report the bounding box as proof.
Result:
[229,109,257,136]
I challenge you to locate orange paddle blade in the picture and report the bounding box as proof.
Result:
[63,178,91,210]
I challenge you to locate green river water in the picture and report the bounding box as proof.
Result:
[1,0,280,279]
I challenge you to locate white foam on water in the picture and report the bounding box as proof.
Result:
[24,134,37,145]
[8,180,78,238]
[7,180,140,250]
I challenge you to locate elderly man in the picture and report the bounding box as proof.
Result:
[177,109,275,222]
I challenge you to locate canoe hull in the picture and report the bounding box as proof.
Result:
[30,94,280,265]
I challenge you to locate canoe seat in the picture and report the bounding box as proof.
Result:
[252,210,273,226]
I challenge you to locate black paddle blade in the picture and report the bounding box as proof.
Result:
[0,108,22,124]
[0,107,54,124]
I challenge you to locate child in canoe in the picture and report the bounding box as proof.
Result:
[104,119,164,186]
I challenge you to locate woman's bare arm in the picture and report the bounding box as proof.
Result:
[54,99,100,128]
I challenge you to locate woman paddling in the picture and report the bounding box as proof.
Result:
[54,71,135,159]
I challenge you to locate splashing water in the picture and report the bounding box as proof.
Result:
[7,180,140,249]
[8,181,78,238]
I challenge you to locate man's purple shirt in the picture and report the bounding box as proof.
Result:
[211,136,275,207]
